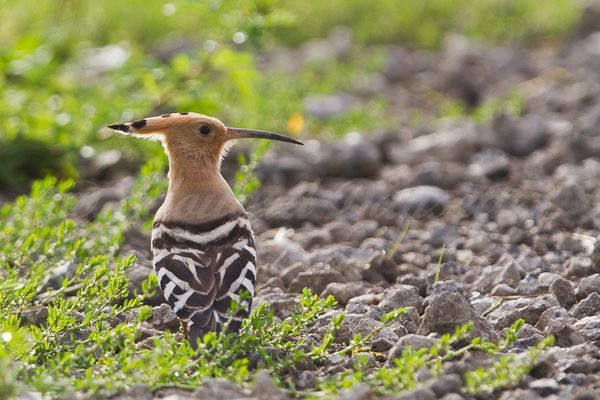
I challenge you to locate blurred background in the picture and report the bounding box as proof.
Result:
[0,0,587,192]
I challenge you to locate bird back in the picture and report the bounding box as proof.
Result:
[151,212,256,348]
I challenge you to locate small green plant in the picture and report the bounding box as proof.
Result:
[314,319,552,398]
[438,89,525,122]
[233,140,271,205]
[465,336,555,394]
[472,90,525,122]
[434,243,446,284]
[387,222,410,259]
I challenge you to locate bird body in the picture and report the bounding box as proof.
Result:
[108,113,302,347]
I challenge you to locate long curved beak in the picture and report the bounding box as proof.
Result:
[227,127,303,145]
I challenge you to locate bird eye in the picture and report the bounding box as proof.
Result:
[199,125,212,135]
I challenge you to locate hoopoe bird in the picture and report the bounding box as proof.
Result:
[108,112,302,347]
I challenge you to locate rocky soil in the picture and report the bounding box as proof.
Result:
[81,15,600,400]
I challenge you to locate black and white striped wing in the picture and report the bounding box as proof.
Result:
[151,213,256,346]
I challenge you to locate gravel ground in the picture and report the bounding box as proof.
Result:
[83,19,600,400]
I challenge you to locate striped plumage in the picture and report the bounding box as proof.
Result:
[151,213,256,344]
[107,112,302,348]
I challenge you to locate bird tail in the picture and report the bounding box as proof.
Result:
[187,303,250,349]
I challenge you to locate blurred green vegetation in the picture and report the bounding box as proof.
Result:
[276,0,580,47]
[0,0,582,189]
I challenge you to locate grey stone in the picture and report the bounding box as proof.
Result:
[162,393,196,400]
[112,385,153,400]
[572,292,600,319]
[347,219,379,244]
[388,335,439,365]
[136,324,164,345]
[365,305,384,320]
[576,0,600,38]
[195,377,249,400]
[280,263,306,287]
[308,246,376,271]
[574,391,599,400]
[338,384,374,400]
[336,314,398,346]
[379,285,424,314]
[425,225,459,248]
[517,275,543,296]
[257,154,316,187]
[465,234,491,253]
[469,148,511,181]
[289,269,343,295]
[538,272,563,290]
[577,274,600,300]
[293,228,333,249]
[474,256,525,293]
[488,298,552,329]
[20,306,48,327]
[253,291,299,320]
[388,124,479,165]
[491,283,518,296]
[428,374,462,397]
[543,318,585,347]
[593,239,600,269]
[551,183,590,220]
[384,47,418,82]
[492,113,549,157]
[363,253,399,283]
[427,281,465,296]
[347,293,381,307]
[557,233,587,253]
[258,238,309,266]
[251,370,289,400]
[371,335,396,353]
[345,302,369,315]
[529,378,559,396]
[395,387,436,400]
[498,388,546,400]
[387,306,420,335]
[148,304,179,332]
[574,315,600,331]
[496,209,519,231]
[294,371,315,391]
[470,295,496,315]
[536,306,573,331]
[316,133,382,178]
[548,276,576,309]
[407,162,475,190]
[439,394,466,400]
[418,293,497,341]
[321,282,370,305]
[261,197,338,228]
[566,257,594,278]
[393,186,449,216]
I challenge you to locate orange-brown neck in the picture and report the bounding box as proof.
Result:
[155,146,244,224]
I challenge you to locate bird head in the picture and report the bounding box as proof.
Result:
[107,112,302,168]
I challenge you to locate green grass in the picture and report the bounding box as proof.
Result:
[0,172,554,398]
[275,0,580,47]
